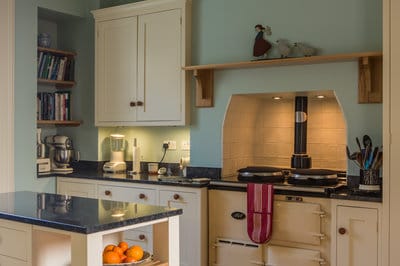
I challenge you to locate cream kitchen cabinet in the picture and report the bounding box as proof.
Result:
[332,200,381,266]
[56,177,207,266]
[92,0,191,126]
[97,184,157,253]
[0,220,32,266]
[159,188,208,266]
[208,189,330,266]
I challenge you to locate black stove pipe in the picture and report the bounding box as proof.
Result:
[291,96,312,168]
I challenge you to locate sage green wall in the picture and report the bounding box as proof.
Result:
[99,0,382,175]
[189,0,382,176]
[14,0,98,192]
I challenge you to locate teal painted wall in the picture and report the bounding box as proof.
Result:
[98,0,382,175]
[14,0,98,192]
[15,0,383,191]
[188,0,382,176]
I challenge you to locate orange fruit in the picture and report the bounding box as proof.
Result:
[113,246,124,256]
[120,254,127,261]
[125,245,144,261]
[103,244,116,254]
[118,241,129,252]
[103,251,121,264]
[124,256,137,263]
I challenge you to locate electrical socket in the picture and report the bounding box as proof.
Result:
[163,140,176,150]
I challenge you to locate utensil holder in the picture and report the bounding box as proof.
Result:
[359,169,381,191]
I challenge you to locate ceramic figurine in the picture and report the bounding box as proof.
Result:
[253,24,272,59]
[294,42,316,57]
[276,39,292,58]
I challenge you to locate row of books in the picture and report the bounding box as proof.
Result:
[37,51,75,81]
[37,92,71,121]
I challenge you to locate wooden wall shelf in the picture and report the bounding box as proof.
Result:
[182,51,383,107]
[37,120,81,127]
[37,47,76,57]
[37,78,76,87]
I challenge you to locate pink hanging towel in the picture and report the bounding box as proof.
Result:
[247,183,274,244]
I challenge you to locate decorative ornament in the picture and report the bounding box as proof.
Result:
[253,24,272,59]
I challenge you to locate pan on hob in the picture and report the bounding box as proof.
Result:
[288,168,341,186]
[237,166,286,183]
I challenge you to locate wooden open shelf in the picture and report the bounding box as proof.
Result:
[37,47,76,57]
[37,120,81,127]
[182,51,383,107]
[37,78,76,87]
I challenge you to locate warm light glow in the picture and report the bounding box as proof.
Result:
[272,96,282,100]
[110,134,125,138]
[316,95,325,99]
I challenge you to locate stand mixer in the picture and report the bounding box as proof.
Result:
[45,135,76,173]
[103,134,127,173]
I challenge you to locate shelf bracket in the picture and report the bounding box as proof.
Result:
[358,56,382,103]
[193,69,214,107]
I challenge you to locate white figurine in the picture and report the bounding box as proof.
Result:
[294,42,316,57]
[276,39,291,58]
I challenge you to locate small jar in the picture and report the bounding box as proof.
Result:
[38,33,51,48]
[359,169,381,191]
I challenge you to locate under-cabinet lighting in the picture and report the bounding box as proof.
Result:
[272,96,282,100]
[315,95,325,99]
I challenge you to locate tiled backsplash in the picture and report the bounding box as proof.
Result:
[222,91,347,177]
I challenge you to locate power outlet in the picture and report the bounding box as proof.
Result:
[181,140,190,151]
[163,140,176,150]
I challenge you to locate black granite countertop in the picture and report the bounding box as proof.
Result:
[0,191,182,234]
[40,170,210,188]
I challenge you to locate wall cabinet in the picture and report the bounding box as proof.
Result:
[332,200,381,266]
[57,177,207,266]
[92,0,191,126]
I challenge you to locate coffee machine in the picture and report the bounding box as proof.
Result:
[45,135,76,173]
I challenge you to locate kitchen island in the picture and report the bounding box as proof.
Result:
[0,191,182,266]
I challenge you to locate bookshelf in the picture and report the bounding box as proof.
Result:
[37,47,80,126]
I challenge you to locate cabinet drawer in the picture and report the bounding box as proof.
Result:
[124,229,153,253]
[0,221,30,261]
[98,185,156,204]
[265,245,323,266]
[57,181,96,198]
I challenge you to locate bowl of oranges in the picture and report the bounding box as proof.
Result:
[103,241,151,265]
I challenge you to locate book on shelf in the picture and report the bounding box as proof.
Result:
[37,91,71,121]
[37,51,75,81]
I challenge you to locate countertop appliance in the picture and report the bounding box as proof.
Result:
[45,135,75,173]
[103,134,127,173]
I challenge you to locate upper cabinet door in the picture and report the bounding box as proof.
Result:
[92,0,190,126]
[137,9,182,122]
[95,17,138,124]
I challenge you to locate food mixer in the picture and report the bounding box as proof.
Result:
[44,135,76,173]
[103,134,127,173]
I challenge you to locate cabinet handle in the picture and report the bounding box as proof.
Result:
[130,101,136,107]
[104,190,111,196]
[138,234,146,240]
[137,101,144,106]
[338,227,347,235]
[173,194,180,200]
[139,193,146,199]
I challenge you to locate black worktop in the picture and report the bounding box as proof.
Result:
[38,161,381,202]
[0,191,182,234]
